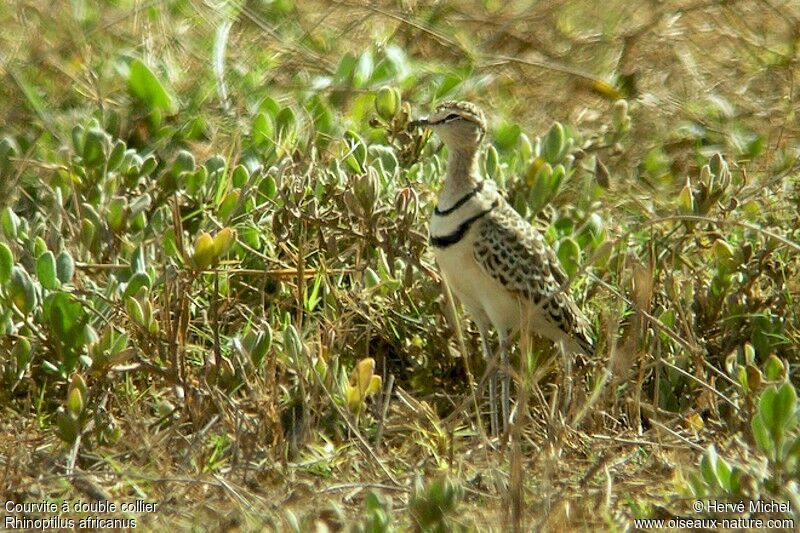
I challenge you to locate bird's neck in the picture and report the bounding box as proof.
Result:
[439,146,481,210]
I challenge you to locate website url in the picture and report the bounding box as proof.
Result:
[633,517,794,529]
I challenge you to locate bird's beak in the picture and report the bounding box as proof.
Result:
[408,117,430,130]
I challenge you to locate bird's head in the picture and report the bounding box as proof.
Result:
[409,101,486,151]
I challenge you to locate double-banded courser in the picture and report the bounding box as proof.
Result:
[410,101,594,435]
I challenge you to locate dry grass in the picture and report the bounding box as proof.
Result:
[1,0,799,530]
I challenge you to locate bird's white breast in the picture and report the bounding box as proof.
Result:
[429,183,523,335]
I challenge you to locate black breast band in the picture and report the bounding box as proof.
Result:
[430,199,499,249]
[434,181,485,216]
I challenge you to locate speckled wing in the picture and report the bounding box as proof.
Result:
[473,200,595,355]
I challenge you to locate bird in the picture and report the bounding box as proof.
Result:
[409,100,594,435]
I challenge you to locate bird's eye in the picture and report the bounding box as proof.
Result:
[445,113,460,122]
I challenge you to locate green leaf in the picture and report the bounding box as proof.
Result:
[41,360,60,373]
[745,134,765,160]
[239,226,260,249]
[47,293,85,343]
[519,133,533,162]
[743,342,756,365]
[764,355,785,381]
[434,71,465,99]
[557,238,580,277]
[260,174,277,199]
[110,329,129,355]
[678,179,695,215]
[12,337,31,369]
[130,245,147,274]
[80,219,95,249]
[554,216,574,236]
[275,107,296,138]
[374,86,400,121]
[33,237,47,259]
[715,455,732,492]
[353,50,374,87]
[1,207,20,239]
[485,145,500,181]
[528,161,553,214]
[758,386,777,427]
[252,112,273,146]
[56,408,79,443]
[123,272,151,299]
[70,373,88,403]
[71,125,85,154]
[0,242,12,284]
[36,251,60,290]
[727,468,742,494]
[81,325,98,347]
[700,446,717,486]
[334,52,357,85]
[107,139,127,171]
[773,383,797,432]
[67,386,84,417]
[186,167,209,197]
[129,193,152,218]
[82,127,108,168]
[542,122,566,163]
[344,153,361,174]
[344,130,367,173]
[55,251,75,284]
[172,150,196,175]
[368,145,399,177]
[107,196,128,233]
[493,122,521,151]
[757,384,795,436]
[231,164,249,188]
[217,191,239,222]
[130,211,147,231]
[751,413,774,456]
[258,96,281,118]
[191,232,215,270]
[9,266,37,314]
[248,326,272,368]
[686,472,708,497]
[724,351,737,375]
[125,296,145,326]
[283,324,303,361]
[577,213,605,249]
[709,152,726,176]
[365,491,382,512]
[364,267,380,289]
[127,58,177,114]
[549,164,566,195]
[741,200,762,218]
[140,155,158,175]
[213,227,236,258]
[736,364,749,392]
[349,92,377,125]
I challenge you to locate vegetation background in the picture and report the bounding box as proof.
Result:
[1,0,799,530]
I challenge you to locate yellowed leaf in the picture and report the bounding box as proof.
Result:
[367,375,382,396]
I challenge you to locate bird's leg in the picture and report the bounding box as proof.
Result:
[479,330,499,437]
[498,335,511,433]
[559,341,574,419]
